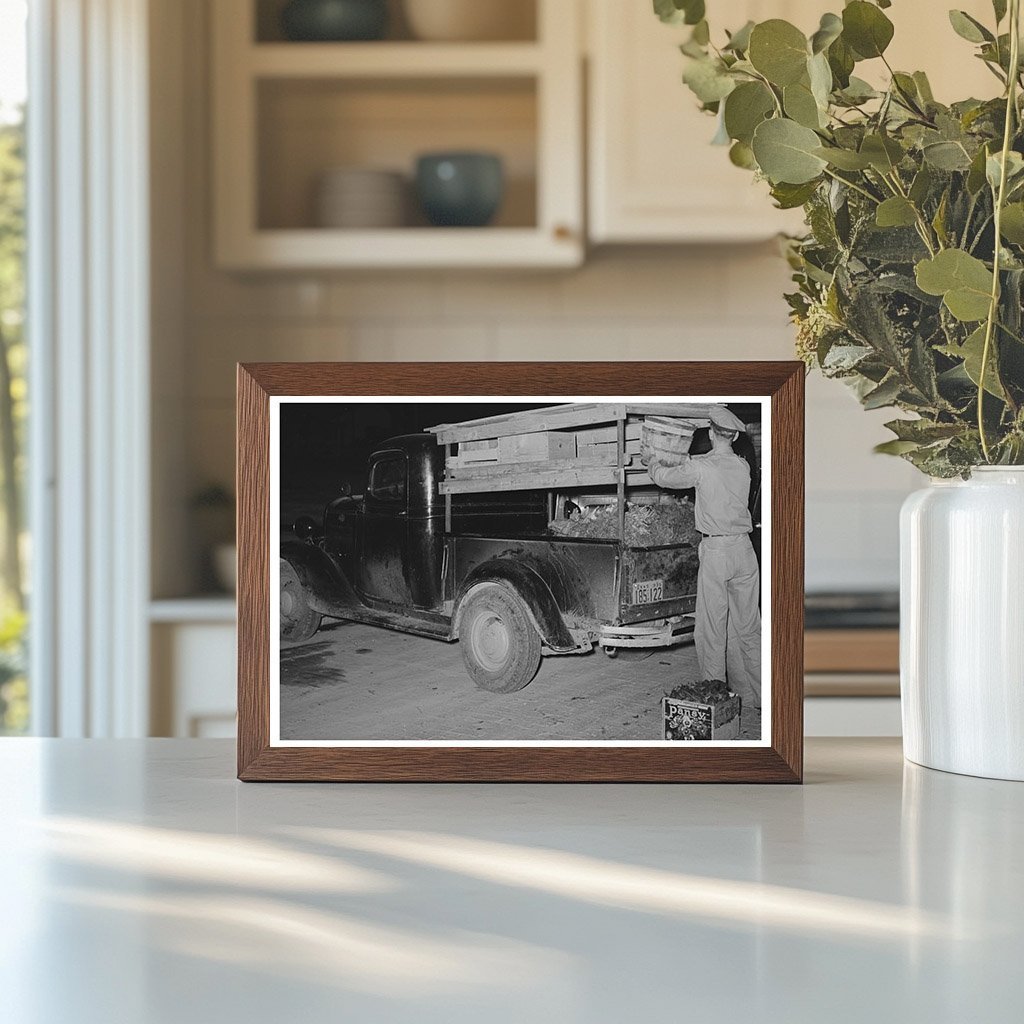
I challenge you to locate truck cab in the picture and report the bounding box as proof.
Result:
[317,434,547,612]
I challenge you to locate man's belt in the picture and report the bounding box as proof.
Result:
[699,532,750,539]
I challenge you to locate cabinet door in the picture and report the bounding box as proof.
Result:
[587,0,809,243]
[588,0,996,244]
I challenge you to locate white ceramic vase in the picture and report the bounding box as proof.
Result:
[900,467,1024,780]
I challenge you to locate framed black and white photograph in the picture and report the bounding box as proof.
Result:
[237,362,804,782]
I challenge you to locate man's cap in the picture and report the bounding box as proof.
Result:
[709,405,745,435]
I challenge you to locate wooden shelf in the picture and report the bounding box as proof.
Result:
[150,597,237,624]
[217,227,580,270]
[804,629,900,675]
[212,0,583,269]
[249,42,544,79]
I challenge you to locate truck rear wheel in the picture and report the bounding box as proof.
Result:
[460,584,542,693]
[280,559,322,643]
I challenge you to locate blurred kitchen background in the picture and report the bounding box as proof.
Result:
[1,0,997,739]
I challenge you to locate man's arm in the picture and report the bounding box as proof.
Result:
[647,456,701,490]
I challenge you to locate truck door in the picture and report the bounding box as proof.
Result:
[356,450,413,605]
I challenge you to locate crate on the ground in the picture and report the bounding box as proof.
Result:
[663,693,741,740]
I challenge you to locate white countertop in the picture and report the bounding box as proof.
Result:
[1,738,1020,1023]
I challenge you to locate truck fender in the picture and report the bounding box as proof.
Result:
[453,559,577,653]
[280,540,361,616]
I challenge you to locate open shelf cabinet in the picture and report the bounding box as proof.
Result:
[212,0,583,269]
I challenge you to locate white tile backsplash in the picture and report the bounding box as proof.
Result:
[181,252,917,593]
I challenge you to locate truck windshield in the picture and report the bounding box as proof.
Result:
[368,455,407,503]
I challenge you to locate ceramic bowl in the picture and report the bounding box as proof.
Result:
[403,0,534,42]
[316,168,407,228]
[281,0,388,42]
[415,152,504,228]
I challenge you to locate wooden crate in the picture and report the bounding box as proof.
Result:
[433,403,710,495]
[663,694,741,741]
[497,430,576,463]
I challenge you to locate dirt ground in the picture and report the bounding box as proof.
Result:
[279,621,762,742]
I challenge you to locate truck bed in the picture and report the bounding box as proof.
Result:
[449,533,697,627]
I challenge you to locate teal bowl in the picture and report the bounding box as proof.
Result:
[281,0,388,42]
[415,153,505,228]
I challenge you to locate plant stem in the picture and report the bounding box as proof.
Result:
[979,0,1021,462]
[822,167,881,205]
[884,171,939,254]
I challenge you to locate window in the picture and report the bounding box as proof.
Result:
[368,456,407,503]
[0,0,27,735]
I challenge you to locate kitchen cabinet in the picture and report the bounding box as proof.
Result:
[587,0,811,243]
[150,600,237,737]
[211,0,583,269]
[587,0,998,244]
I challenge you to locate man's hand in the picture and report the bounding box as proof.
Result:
[640,443,654,467]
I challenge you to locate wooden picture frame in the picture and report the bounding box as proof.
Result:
[237,362,804,782]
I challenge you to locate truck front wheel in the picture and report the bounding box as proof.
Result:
[280,559,322,643]
[460,584,542,694]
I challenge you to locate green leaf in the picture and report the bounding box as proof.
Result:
[1001,203,1024,245]
[784,80,824,129]
[729,140,757,169]
[814,146,872,170]
[751,118,828,184]
[862,374,903,409]
[682,57,736,104]
[748,20,809,86]
[711,109,731,145]
[874,439,922,455]
[842,1,895,59]
[915,249,994,322]
[909,164,933,205]
[860,133,904,173]
[653,0,705,26]
[827,36,856,89]
[923,140,973,171]
[691,19,710,45]
[940,325,1006,397]
[876,197,918,228]
[885,418,963,443]
[724,81,775,144]
[967,144,991,194]
[913,71,935,104]
[771,180,820,209]
[724,20,755,53]
[993,0,1008,24]
[891,72,922,110]
[810,12,843,54]
[808,51,833,108]
[948,10,994,44]
[986,150,1024,191]
[837,76,879,104]
[932,189,950,247]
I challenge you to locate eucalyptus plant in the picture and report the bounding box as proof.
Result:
[656,0,1024,475]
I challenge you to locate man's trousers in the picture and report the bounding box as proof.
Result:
[694,533,761,709]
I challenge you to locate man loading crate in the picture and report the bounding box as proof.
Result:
[641,405,761,712]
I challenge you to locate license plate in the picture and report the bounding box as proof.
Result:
[632,579,664,605]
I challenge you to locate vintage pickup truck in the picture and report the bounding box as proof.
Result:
[280,406,702,693]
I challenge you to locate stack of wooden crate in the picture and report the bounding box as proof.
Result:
[428,403,711,495]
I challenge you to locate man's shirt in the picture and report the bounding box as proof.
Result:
[648,452,753,536]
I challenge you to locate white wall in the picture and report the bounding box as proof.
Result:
[154,0,921,599]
